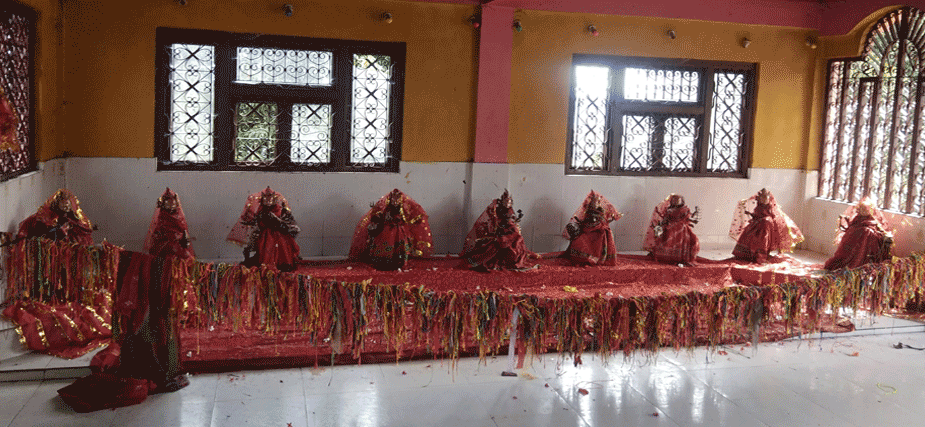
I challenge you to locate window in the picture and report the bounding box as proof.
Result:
[155,28,406,172]
[565,55,757,177]
[819,7,925,215]
[0,2,35,182]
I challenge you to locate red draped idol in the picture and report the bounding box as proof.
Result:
[227,187,301,271]
[644,194,700,265]
[730,189,804,263]
[824,198,893,270]
[16,189,94,246]
[563,190,620,266]
[349,189,433,270]
[144,188,195,260]
[462,191,538,271]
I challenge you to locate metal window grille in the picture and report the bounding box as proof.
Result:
[566,55,755,177]
[0,4,34,181]
[819,6,925,215]
[155,28,404,172]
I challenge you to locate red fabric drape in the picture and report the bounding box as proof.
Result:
[730,191,803,262]
[227,187,300,268]
[144,188,195,260]
[348,189,433,270]
[462,194,537,270]
[563,191,620,266]
[644,195,700,264]
[16,189,94,246]
[825,200,893,270]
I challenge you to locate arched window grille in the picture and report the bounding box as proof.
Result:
[820,6,925,214]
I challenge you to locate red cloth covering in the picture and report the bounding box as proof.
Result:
[113,251,183,390]
[348,189,433,270]
[227,187,300,269]
[563,190,621,266]
[824,200,893,270]
[462,192,538,270]
[0,85,19,152]
[644,195,700,264]
[144,188,195,260]
[16,189,94,246]
[1,292,112,359]
[58,373,153,413]
[730,191,804,263]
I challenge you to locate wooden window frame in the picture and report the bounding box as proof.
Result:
[565,54,757,178]
[154,27,406,173]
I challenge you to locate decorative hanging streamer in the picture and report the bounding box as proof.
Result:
[6,238,925,365]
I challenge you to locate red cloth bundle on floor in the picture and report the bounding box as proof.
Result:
[57,373,153,412]
[1,294,111,359]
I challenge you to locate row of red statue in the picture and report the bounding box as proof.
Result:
[9,187,895,272]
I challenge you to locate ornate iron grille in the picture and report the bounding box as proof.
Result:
[234,102,277,165]
[707,72,747,173]
[290,103,332,164]
[620,115,654,170]
[350,54,392,166]
[624,67,699,103]
[155,28,405,172]
[819,6,925,215]
[0,8,33,181]
[235,47,332,86]
[663,117,696,170]
[567,55,754,176]
[167,44,214,163]
[571,65,609,170]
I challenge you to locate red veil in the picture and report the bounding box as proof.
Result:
[561,190,622,239]
[643,194,678,252]
[728,191,804,252]
[17,189,94,246]
[464,199,506,255]
[833,197,891,244]
[143,188,195,259]
[226,187,293,246]
[348,189,433,259]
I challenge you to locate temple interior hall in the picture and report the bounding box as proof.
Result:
[4,0,925,425]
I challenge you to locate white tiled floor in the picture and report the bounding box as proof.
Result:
[1,330,924,426]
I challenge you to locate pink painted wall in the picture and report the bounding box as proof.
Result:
[820,1,925,36]
[473,5,515,163]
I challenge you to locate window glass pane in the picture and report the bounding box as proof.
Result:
[620,115,654,170]
[571,65,609,170]
[624,67,699,102]
[707,72,746,172]
[234,102,277,164]
[0,11,32,179]
[663,117,696,171]
[351,54,392,165]
[291,104,331,164]
[168,43,215,163]
[235,47,332,86]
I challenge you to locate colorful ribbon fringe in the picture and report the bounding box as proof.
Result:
[6,238,925,364]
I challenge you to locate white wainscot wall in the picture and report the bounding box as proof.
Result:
[45,158,814,262]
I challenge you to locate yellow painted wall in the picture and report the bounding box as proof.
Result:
[60,0,478,162]
[508,11,820,169]
[15,0,62,161]
[805,6,898,171]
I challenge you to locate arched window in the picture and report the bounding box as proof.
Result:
[820,6,925,214]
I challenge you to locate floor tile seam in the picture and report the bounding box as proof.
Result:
[737,387,864,427]
[624,375,697,427]
[543,376,594,427]
[4,382,39,427]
